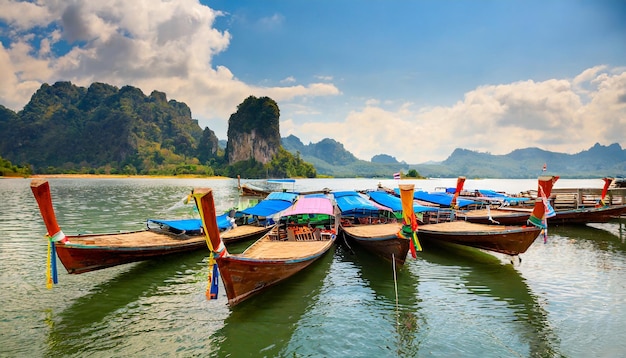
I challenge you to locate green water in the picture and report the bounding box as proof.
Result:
[1,178,625,357]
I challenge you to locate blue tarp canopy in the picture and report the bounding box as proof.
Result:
[368,191,439,213]
[476,189,531,205]
[334,191,382,217]
[239,192,298,217]
[267,179,296,184]
[148,213,233,233]
[413,190,476,208]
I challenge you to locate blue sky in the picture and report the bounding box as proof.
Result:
[0,0,625,164]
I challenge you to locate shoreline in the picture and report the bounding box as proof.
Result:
[3,174,231,179]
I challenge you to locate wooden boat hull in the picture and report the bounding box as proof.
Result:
[341,223,410,265]
[31,179,274,275]
[550,205,626,225]
[457,209,530,225]
[217,236,335,306]
[240,184,270,198]
[194,189,340,307]
[55,225,272,274]
[56,231,208,274]
[500,205,626,225]
[417,221,541,256]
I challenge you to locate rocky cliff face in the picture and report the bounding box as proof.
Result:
[228,129,277,164]
[226,96,281,164]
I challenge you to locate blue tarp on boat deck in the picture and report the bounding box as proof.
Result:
[148,213,233,233]
[476,189,531,205]
[267,179,296,184]
[413,190,476,208]
[334,191,383,217]
[239,192,298,217]
[368,191,439,213]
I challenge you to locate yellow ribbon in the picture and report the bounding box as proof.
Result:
[46,239,53,289]
[206,253,216,299]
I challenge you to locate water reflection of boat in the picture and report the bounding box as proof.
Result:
[46,250,214,356]
[553,223,626,252]
[209,246,335,356]
[417,244,564,357]
[339,244,422,356]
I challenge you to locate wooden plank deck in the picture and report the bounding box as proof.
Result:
[459,209,527,217]
[67,231,204,247]
[221,225,268,240]
[342,223,401,238]
[421,221,512,233]
[241,236,332,260]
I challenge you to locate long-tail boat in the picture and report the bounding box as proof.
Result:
[453,176,555,225]
[337,185,426,265]
[30,180,273,274]
[193,188,339,306]
[547,205,626,224]
[496,177,626,225]
[415,176,559,256]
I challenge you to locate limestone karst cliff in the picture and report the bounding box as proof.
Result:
[226,96,281,165]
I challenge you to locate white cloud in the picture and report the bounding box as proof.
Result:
[257,13,284,30]
[315,75,333,81]
[280,76,296,84]
[0,0,52,29]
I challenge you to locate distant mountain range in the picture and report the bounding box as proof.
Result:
[280,136,626,179]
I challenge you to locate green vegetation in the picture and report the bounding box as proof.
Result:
[0,155,31,177]
[220,148,316,178]
[406,169,423,178]
[227,95,281,150]
[0,82,316,178]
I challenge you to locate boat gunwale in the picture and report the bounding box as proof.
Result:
[417,221,541,236]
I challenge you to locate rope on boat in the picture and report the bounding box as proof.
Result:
[392,253,399,328]
[341,231,355,255]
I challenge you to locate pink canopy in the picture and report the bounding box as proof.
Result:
[281,197,335,216]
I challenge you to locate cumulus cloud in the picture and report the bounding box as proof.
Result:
[0,0,52,29]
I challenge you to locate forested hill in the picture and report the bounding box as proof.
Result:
[0,81,215,174]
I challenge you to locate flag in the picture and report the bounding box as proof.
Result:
[393,172,401,180]
[542,163,547,171]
